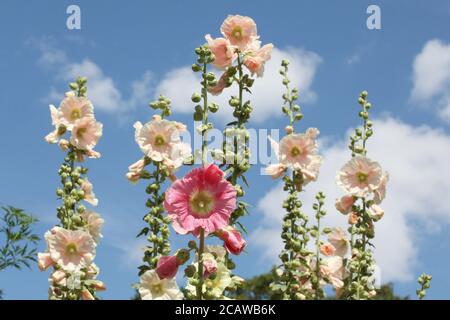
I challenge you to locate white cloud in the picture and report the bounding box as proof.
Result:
[155,47,322,124]
[252,117,450,282]
[411,39,450,122]
[32,38,153,114]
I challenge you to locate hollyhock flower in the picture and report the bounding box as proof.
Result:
[205,262,232,298]
[139,270,183,300]
[220,15,258,51]
[374,171,389,204]
[217,226,246,255]
[335,195,355,214]
[59,95,94,130]
[126,159,146,183]
[51,270,67,286]
[320,256,346,289]
[81,288,95,300]
[265,163,287,179]
[243,43,273,77]
[38,252,54,271]
[70,117,103,151]
[81,179,98,206]
[59,139,70,151]
[207,72,229,96]
[320,243,336,256]
[164,164,236,236]
[336,156,382,198]
[81,210,104,243]
[91,280,106,291]
[45,105,67,143]
[45,227,96,272]
[205,34,236,69]
[348,212,359,225]
[163,141,192,174]
[205,245,227,261]
[327,228,349,257]
[134,118,184,162]
[203,253,218,278]
[368,204,384,221]
[156,255,180,279]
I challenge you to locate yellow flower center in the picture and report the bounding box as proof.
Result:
[154,135,166,146]
[232,26,243,41]
[189,190,214,217]
[71,108,81,120]
[77,127,87,139]
[65,243,78,255]
[357,172,368,183]
[291,146,302,157]
[151,283,163,295]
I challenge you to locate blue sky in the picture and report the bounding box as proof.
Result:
[1,0,450,299]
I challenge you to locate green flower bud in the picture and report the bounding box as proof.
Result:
[192,64,202,72]
[193,111,203,121]
[56,189,64,197]
[206,72,216,81]
[281,60,290,67]
[191,93,201,103]
[69,82,78,90]
[208,103,219,113]
[229,98,240,107]
[184,265,196,278]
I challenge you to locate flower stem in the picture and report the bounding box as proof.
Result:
[196,228,205,300]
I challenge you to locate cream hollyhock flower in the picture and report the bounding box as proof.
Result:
[134,118,186,162]
[45,227,96,272]
[163,141,192,174]
[138,270,183,300]
[81,210,104,243]
[45,105,67,143]
[327,227,349,257]
[59,95,94,130]
[186,261,232,299]
[368,204,384,221]
[70,117,103,151]
[320,256,346,289]
[126,159,146,183]
[205,245,227,261]
[336,156,383,197]
[81,179,98,206]
[373,171,389,204]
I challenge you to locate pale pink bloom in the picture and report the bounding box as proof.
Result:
[126,159,146,183]
[368,204,384,221]
[81,179,98,206]
[86,263,100,279]
[58,139,70,151]
[265,163,287,179]
[38,252,54,271]
[139,270,183,300]
[320,243,336,257]
[70,117,103,151]
[59,95,94,130]
[134,119,184,162]
[51,270,67,286]
[336,156,382,198]
[163,141,192,174]
[156,255,180,280]
[348,212,359,225]
[374,171,389,204]
[306,128,320,139]
[81,288,95,300]
[205,34,236,69]
[220,15,258,51]
[91,280,106,291]
[164,164,236,236]
[327,228,349,257]
[217,226,246,255]
[45,226,96,272]
[320,256,346,289]
[45,105,66,143]
[243,43,273,77]
[81,210,104,243]
[203,253,218,278]
[335,195,355,214]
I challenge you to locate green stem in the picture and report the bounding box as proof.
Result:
[196,228,205,300]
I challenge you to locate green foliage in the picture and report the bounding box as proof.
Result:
[0,206,39,271]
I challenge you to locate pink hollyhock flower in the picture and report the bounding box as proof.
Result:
[374,171,389,204]
[243,43,273,77]
[81,210,104,243]
[265,163,287,179]
[217,226,246,255]
[91,280,106,291]
[327,228,349,257]
[320,256,346,289]
[126,159,146,183]
[156,255,180,279]
[164,164,236,236]
[320,243,336,256]
[348,212,359,225]
[51,270,67,286]
[202,253,218,278]
[45,227,96,272]
[59,95,94,130]
[38,252,54,271]
[205,34,236,69]
[81,179,98,206]
[220,15,258,51]
[368,204,384,221]
[70,117,103,151]
[336,156,382,198]
[207,72,229,96]
[335,195,355,214]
